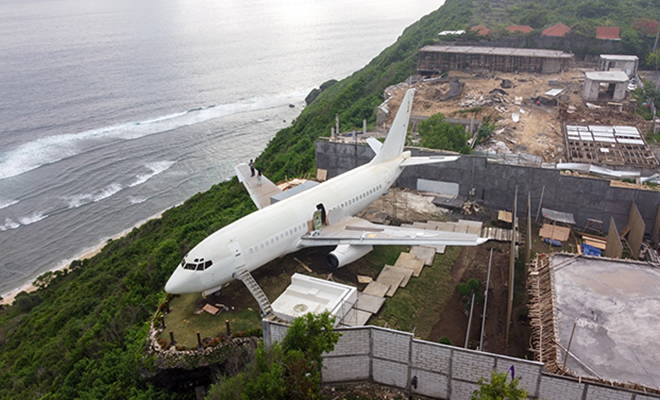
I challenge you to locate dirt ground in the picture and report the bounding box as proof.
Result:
[428,243,528,358]
[384,69,650,163]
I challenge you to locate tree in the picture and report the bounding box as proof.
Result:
[206,311,341,400]
[418,113,471,154]
[471,371,528,400]
[456,278,484,310]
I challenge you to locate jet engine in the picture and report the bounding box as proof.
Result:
[326,244,373,268]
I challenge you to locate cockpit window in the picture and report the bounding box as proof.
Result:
[182,259,213,271]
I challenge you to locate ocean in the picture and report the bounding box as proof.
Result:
[0,0,443,297]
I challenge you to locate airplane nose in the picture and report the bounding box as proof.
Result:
[165,270,193,294]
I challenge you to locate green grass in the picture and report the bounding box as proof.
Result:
[371,247,460,339]
[159,293,261,348]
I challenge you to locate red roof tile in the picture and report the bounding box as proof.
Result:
[596,26,621,40]
[506,25,533,34]
[542,23,570,37]
[471,25,490,36]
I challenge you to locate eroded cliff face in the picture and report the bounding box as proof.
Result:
[141,324,260,392]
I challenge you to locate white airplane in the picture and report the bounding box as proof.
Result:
[165,89,486,296]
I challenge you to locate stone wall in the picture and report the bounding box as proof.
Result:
[315,141,660,235]
[262,321,660,400]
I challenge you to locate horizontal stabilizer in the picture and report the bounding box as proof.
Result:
[400,155,460,167]
[366,137,383,155]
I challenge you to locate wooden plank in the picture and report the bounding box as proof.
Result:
[539,224,570,241]
[498,210,513,223]
[202,304,220,315]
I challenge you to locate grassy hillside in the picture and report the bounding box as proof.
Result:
[1,0,659,398]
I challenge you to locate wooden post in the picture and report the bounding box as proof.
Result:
[164,300,170,314]
[160,315,166,330]
[169,330,176,347]
[226,320,231,337]
[197,331,203,349]
[563,321,578,370]
[506,186,518,343]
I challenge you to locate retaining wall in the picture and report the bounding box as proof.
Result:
[262,321,659,400]
[315,141,660,235]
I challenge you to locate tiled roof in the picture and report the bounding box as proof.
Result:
[542,23,570,37]
[596,26,621,40]
[470,25,490,36]
[506,25,533,34]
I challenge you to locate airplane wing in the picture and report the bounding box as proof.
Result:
[235,163,282,209]
[298,216,487,247]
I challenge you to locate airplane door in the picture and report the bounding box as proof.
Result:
[227,241,245,269]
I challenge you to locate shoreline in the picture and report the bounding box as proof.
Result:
[0,212,164,306]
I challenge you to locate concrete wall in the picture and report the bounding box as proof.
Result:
[262,321,659,400]
[315,141,660,236]
[583,78,601,101]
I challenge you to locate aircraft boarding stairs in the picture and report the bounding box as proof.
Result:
[233,268,273,317]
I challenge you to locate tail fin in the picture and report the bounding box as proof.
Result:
[370,88,415,164]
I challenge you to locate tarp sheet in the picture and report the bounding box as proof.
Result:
[542,208,576,225]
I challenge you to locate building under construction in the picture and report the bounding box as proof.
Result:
[417,45,573,75]
[528,253,660,395]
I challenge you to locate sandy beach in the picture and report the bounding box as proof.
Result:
[0,212,163,306]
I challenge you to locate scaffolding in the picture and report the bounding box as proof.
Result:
[528,254,660,396]
[564,124,659,168]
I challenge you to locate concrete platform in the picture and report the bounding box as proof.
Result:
[394,252,425,277]
[355,292,386,314]
[435,245,446,254]
[412,221,429,229]
[551,254,660,389]
[456,219,483,234]
[363,281,391,297]
[411,246,436,266]
[340,308,372,327]
[376,266,408,296]
[433,221,457,232]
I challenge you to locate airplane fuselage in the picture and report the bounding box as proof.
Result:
[164,154,406,294]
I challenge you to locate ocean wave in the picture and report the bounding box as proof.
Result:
[0,199,19,210]
[0,219,20,231]
[0,92,306,181]
[18,212,48,225]
[128,196,147,204]
[67,183,123,208]
[128,160,176,187]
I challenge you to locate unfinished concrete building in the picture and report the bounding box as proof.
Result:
[582,70,629,102]
[417,45,573,75]
[528,253,660,395]
[599,54,639,78]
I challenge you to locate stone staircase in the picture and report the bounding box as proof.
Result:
[233,268,273,316]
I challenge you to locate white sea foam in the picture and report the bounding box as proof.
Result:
[0,199,19,210]
[128,160,176,187]
[67,183,124,208]
[0,92,306,181]
[128,196,147,204]
[0,218,20,231]
[18,212,48,225]
[92,183,123,202]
